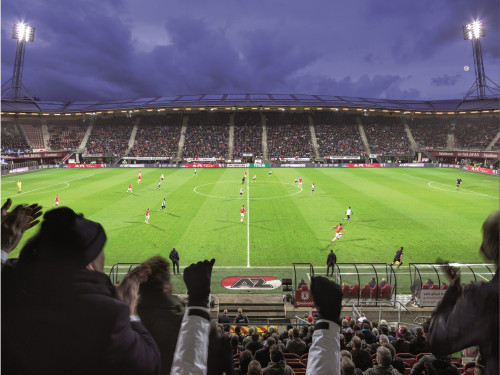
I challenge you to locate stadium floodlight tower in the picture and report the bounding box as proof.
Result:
[1,22,36,100]
[462,20,499,99]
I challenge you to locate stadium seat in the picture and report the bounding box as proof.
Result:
[288,362,306,369]
[359,284,370,298]
[441,284,448,289]
[350,283,360,298]
[370,285,380,298]
[342,284,350,298]
[402,358,416,367]
[431,284,439,289]
[300,353,308,362]
[463,361,476,369]
[397,353,416,359]
[422,284,429,289]
[416,353,432,362]
[381,284,392,299]
[293,369,306,374]
[283,353,300,360]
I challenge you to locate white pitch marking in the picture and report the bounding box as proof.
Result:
[402,174,499,199]
[10,174,95,196]
[475,273,489,281]
[193,181,303,200]
[247,173,250,268]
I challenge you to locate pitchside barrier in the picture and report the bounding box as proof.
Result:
[3,162,499,176]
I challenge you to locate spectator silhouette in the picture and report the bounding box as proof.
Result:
[428,211,499,375]
[1,207,160,375]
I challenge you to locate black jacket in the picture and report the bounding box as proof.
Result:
[2,262,160,375]
[169,249,179,263]
[327,251,337,266]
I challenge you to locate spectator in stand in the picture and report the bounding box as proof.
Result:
[136,255,185,375]
[231,334,245,355]
[262,345,295,375]
[1,207,161,375]
[285,327,307,356]
[426,279,434,288]
[361,322,377,345]
[409,327,429,355]
[392,327,411,354]
[235,307,250,324]
[242,327,257,347]
[234,325,246,344]
[208,321,234,375]
[382,343,405,375]
[351,336,373,371]
[255,337,276,368]
[410,354,459,375]
[363,346,400,375]
[235,350,253,375]
[341,356,357,375]
[248,360,263,375]
[280,324,293,343]
[246,332,264,355]
[429,211,499,375]
[218,308,231,333]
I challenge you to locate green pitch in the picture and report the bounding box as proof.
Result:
[2,167,497,294]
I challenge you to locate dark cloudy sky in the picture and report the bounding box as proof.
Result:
[2,0,499,102]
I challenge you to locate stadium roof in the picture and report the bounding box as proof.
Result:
[2,94,499,114]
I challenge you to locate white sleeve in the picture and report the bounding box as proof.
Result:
[170,307,210,375]
[306,319,340,375]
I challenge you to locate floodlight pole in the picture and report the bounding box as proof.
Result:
[1,23,35,100]
[12,36,29,99]
[462,22,500,100]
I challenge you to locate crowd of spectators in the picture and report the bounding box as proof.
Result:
[86,117,135,155]
[1,121,30,151]
[315,124,366,157]
[361,117,412,156]
[47,119,88,150]
[20,122,45,149]
[453,118,499,150]
[265,113,314,159]
[407,118,452,150]
[233,113,263,159]
[182,113,229,159]
[130,115,183,158]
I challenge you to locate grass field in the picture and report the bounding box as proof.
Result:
[2,167,498,294]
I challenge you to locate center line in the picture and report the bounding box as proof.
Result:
[246,171,250,268]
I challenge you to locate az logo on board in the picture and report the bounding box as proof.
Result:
[221,276,282,290]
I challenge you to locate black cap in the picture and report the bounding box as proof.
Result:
[31,207,106,267]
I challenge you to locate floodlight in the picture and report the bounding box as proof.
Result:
[462,20,485,40]
[12,22,35,43]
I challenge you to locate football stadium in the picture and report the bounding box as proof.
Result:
[2,8,499,375]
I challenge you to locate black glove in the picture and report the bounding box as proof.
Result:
[184,258,215,307]
[311,276,342,324]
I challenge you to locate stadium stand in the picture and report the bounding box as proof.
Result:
[86,116,135,155]
[265,112,314,158]
[233,112,263,159]
[313,112,366,157]
[46,118,88,150]
[130,114,182,158]
[1,119,30,151]
[362,116,412,156]
[407,117,452,149]
[453,117,499,150]
[183,112,229,159]
[19,120,44,149]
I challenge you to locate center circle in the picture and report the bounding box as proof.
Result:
[193,181,303,199]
